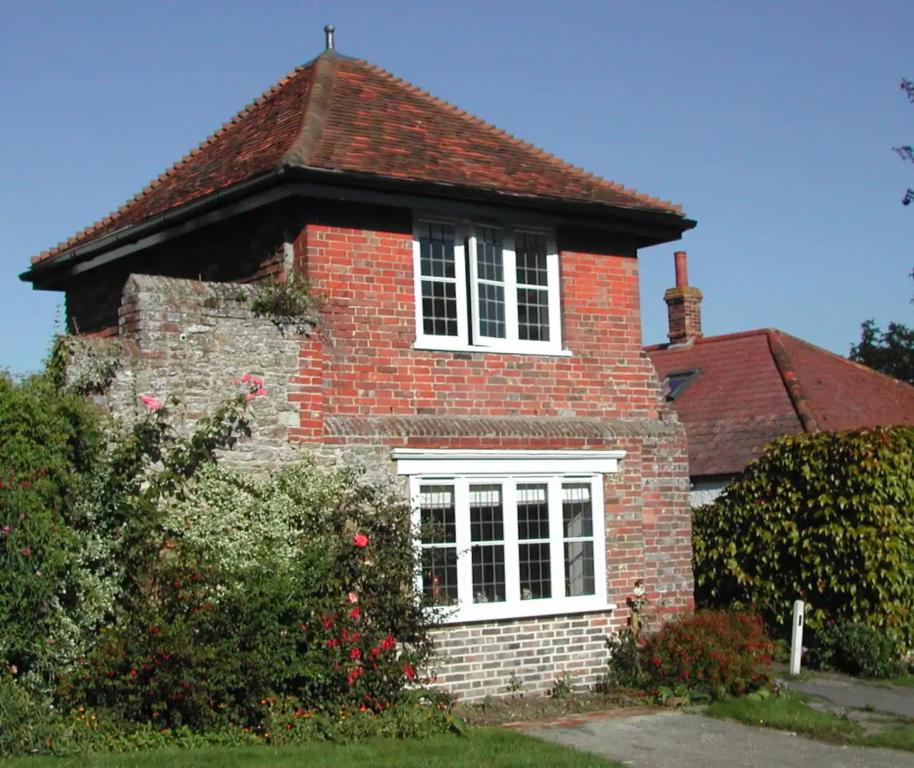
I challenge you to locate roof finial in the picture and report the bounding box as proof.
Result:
[324,24,335,51]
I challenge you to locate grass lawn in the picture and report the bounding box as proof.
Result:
[706,691,914,753]
[889,674,914,688]
[705,692,860,741]
[0,727,622,768]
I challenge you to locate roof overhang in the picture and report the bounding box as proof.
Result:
[22,165,696,289]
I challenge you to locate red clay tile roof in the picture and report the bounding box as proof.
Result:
[646,329,914,477]
[32,51,687,265]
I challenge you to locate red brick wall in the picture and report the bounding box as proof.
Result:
[292,219,664,427]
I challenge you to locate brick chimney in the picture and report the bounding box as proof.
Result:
[664,251,703,345]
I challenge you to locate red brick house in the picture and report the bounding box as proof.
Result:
[648,251,914,506]
[22,30,695,698]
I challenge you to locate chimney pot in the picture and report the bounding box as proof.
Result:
[674,250,688,287]
[324,24,335,51]
[664,250,702,345]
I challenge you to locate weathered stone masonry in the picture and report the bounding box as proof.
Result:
[68,202,693,700]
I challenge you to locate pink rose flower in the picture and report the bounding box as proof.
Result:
[241,373,264,387]
[352,533,369,548]
[140,395,163,411]
[347,592,359,604]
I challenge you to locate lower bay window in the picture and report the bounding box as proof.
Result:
[394,449,621,623]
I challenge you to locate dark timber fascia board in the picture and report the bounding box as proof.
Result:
[23,166,696,288]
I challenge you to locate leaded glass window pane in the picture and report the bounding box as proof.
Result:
[418,221,459,337]
[517,483,551,599]
[475,228,506,339]
[519,543,551,600]
[419,223,456,278]
[517,286,550,341]
[419,485,458,605]
[562,484,593,538]
[420,484,456,544]
[476,228,504,282]
[478,282,506,338]
[564,541,595,597]
[563,483,595,597]
[517,484,550,541]
[515,232,549,286]
[421,280,458,336]
[470,484,505,603]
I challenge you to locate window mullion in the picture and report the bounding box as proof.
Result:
[503,479,520,604]
[547,236,561,349]
[466,229,481,345]
[547,478,565,600]
[503,231,519,344]
[591,476,607,602]
[454,227,470,344]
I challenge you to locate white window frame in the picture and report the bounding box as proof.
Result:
[412,218,567,356]
[395,449,621,623]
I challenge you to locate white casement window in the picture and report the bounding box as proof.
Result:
[395,450,621,623]
[413,219,565,355]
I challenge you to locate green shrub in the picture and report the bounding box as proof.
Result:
[65,460,434,731]
[2,361,441,754]
[811,620,904,678]
[0,369,103,693]
[694,427,914,648]
[0,674,72,756]
[604,628,649,689]
[638,611,773,699]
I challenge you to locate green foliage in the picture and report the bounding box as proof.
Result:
[0,370,103,692]
[0,672,73,756]
[638,611,772,699]
[849,319,914,385]
[694,427,914,648]
[604,628,648,690]
[251,278,317,322]
[1,359,440,757]
[810,620,904,678]
[705,690,860,740]
[549,673,574,700]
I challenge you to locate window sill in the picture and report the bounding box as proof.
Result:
[413,340,572,357]
[431,599,616,625]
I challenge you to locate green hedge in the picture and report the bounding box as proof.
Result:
[693,427,914,647]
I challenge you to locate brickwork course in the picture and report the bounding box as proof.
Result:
[23,35,697,700]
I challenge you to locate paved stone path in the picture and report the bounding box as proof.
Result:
[525,709,914,768]
[781,673,914,719]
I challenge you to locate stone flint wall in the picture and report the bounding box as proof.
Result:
[68,274,307,473]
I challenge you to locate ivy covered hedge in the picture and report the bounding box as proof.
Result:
[693,427,914,648]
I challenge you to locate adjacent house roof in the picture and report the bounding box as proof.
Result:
[28,48,690,267]
[646,328,914,477]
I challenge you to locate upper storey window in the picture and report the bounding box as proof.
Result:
[413,220,564,355]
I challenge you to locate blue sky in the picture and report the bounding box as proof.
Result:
[2,0,912,373]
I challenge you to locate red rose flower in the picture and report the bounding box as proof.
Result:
[352,533,369,548]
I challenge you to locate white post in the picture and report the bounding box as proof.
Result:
[789,600,805,676]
